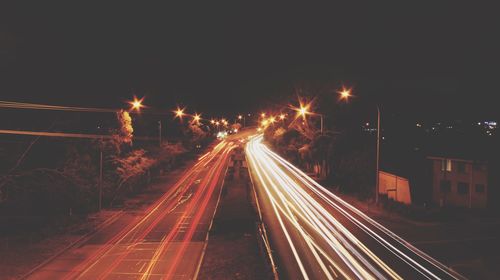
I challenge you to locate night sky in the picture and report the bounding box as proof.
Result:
[1,3,498,120]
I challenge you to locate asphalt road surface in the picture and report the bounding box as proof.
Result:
[26,131,252,280]
[246,134,466,280]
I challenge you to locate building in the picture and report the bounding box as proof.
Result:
[378,171,412,205]
[428,156,488,208]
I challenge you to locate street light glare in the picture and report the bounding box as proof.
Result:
[279,114,286,120]
[238,115,243,120]
[338,87,352,101]
[299,106,307,116]
[174,107,185,119]
[193,113,201,123]
[291,99,312,120]
[129,96,145,111]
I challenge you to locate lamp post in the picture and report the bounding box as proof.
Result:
[98,138,103,212]
[238,115,246,128]
[158,120,162,147]
[339,87,381,204]
[320,114,324,134]
[297,104,323,134]
[375,105,381,204]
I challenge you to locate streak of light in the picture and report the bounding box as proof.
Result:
[246,135,463,280]
[67,141,228,279]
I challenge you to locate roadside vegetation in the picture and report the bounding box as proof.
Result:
[0,111,213,237]
[262,83,376,199]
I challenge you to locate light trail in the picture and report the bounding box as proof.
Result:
[59,140,232,279]
[246,134,465,280]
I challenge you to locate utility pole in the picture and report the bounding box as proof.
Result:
[375,106,381,204]
[320,115,324,134]
[99,139,103,212]
[158,120,162,147]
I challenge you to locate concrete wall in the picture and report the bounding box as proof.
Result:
[379,171,412,205]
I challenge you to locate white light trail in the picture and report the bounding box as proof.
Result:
[246,135,464,280]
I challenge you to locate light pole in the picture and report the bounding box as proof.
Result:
[296,102,324,133]
[320,114,324,134]
[98,138,103,212]
[238,115,246,128]
[158,120,162,147]
[375,105,380,204]
[339,87,381,204]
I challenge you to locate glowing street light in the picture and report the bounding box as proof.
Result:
[210,119,216,124]
[338,87,380,204]
[174,107,185,119]
[279,114,286,120]
[296,103,310,119]
[292,100,324,133]
[129,96,144,112]
[338,86,352,101]
[261,112,266,118]
[193,113,201,124]
[238,114,246,127]
[269,116,276,124]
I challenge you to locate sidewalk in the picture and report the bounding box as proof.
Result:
[198,157,273,279]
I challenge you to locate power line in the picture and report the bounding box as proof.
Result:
[0,129,156,141]
[0,100,119,113]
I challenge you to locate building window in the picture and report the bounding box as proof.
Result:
[475,184,485,193]
[457,182,469,195]
[440,180,451,193]
[441,159,452,172]
[457,162,466,174]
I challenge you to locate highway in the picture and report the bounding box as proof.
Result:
[246,134,466,280]
[26,135,243,280]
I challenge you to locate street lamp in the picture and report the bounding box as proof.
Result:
[294,101,324,134]
[193,113,201,124]
[129,96,144,112]
[238,114,246,127]
[338,87,381,204]
[338,86,352,101]
[174,107,185,119]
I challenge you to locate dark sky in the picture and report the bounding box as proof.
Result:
[1,3,499,120]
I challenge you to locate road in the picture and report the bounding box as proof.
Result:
[246,134,466,280]
[26,132,250,280]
